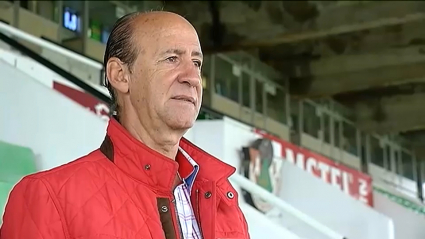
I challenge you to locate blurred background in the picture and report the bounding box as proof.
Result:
[1,1,425,238]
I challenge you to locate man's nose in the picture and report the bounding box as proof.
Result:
[178,61,201,87]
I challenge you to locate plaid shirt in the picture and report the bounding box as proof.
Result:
[174,148,203,239]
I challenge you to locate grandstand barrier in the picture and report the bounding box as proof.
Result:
[230,174,345,239]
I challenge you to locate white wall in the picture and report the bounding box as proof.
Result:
[278,160,393,239]
[0,59,107,171]
[374,191,425,239]
[240,203,301,239]
[189,120,226,161]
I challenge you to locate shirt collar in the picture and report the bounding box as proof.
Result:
[177,147,199,191]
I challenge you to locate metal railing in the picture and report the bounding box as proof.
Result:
[0,22,103,70]
[230,174,346,239]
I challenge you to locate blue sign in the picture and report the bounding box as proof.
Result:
[63,7,80,32]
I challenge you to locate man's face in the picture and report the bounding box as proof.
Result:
[128,19,203,131]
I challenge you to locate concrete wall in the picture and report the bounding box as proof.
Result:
[0,3,58,41]
[0,2,59,54]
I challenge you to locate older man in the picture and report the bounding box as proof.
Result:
[1,11,249,239]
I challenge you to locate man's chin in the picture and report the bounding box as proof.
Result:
[161,108,198,131]
[166,117,196,131]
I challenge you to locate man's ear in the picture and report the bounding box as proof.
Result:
[106,57,130,94]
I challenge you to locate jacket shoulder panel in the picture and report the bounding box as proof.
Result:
[24,150,157,238]
[27,150,108,190]
[1,176,67,238]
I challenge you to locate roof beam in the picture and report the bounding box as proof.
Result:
[351,93,425,134]
[303,44,425,77]
[209,1,425,51]
[237,14,425,49]
[165,1,425,54]
[290,60,425,98]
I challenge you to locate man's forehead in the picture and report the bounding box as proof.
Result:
[130,12,202,55]
[132,12,199,39]
[136,28,201,55]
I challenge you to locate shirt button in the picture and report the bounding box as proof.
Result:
[227,191,234,199]
[161,205,168,213]
[204,191,212,199]
[144,164,151,170]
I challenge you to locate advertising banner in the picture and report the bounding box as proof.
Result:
[252,129,374,207]
[53,81,222,122]
[53,82,110,121]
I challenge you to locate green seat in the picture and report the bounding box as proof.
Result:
[0,181,14,224]
[0,140,37,183]
[0,140,37,224]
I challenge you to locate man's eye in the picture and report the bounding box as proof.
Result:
[166,56,178,62]
[193,61,202,68]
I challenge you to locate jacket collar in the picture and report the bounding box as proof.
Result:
[100,118,235,193]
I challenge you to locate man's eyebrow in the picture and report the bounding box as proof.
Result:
[161,49,185,56]
[192,51,203,59]
[160,49,203,59]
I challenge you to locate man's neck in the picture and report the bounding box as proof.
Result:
[118,115,182,159]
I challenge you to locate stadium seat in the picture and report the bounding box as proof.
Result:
[0,140,37,223]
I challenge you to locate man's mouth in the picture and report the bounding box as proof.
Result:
[171,95,196,105]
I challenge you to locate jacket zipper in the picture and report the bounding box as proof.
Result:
[195,189,204,237]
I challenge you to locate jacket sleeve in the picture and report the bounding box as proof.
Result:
[240,211,251,239]
[1,176,67,239]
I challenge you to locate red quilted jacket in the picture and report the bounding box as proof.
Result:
[1,119,249,239]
